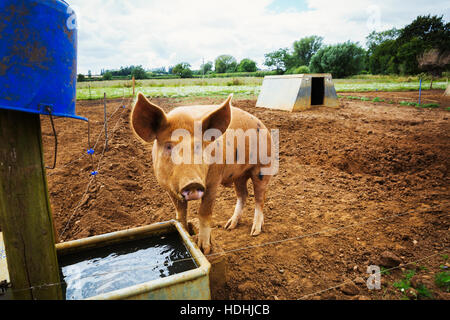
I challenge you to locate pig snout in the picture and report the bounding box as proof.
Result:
[181,183,205,201]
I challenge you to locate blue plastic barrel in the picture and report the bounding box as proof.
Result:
[0,0,86,121]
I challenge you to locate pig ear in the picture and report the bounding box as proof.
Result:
[131,92,167,142]
[202,94,232,134]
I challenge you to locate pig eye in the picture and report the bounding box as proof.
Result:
[163,142,173,155]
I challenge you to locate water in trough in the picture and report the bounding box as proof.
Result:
[59,232,197,300]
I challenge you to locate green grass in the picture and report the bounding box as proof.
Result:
[76,84,260,100]
[416,284,433,298]
[393,270,416,292]
[418,103,440,108]
[399,101,441,108]
[380,266,391,275]
[76,75,449,100]
[435,254,450,292]
[435,271,450,292]
[392,270,434,299]
[400,101,418,106]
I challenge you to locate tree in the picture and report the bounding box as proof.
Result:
[396,37,426,75]
[286,65,310,74]
[368,39,398,74]
[102,71,113,80]
[200,61,213,74]
[215,55,238,73]
[394,15,450,75]
[310,42,366,78]
[366,28,400,54]
[77,74,85,82]
[418,49,450,88]
[292,35,323,67]
[397,15,450,52]
[237,58,257,72]
[130,65,148,79]
[264,48,293,73]
[172,62,193,78]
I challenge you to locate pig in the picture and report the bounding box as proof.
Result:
[131,93,275,254]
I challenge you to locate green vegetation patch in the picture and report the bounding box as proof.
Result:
[435,271,450,292]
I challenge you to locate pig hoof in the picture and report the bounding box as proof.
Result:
[224,217,239,230]
[250,223,263,236]
[197,238,211,255]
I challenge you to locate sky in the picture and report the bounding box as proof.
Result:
[69,0,450,74]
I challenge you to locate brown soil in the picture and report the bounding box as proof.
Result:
[340,89,450,108]
[41,91,450,300]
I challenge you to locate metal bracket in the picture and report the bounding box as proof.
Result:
[44,106,58,170]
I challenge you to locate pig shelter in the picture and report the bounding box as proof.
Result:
[256,73,339,112]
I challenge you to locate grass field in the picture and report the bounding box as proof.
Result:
[76,75,449,100]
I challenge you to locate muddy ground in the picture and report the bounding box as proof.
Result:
[41,90,449,300]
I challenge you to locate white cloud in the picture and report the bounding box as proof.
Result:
[69,0,450,74]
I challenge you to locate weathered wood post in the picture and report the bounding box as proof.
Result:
[0,110,62,300]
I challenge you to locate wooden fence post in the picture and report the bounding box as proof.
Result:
[0,109,62,300]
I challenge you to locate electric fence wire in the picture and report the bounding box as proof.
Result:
[59,95,133,239]
[9,93,447,299]
[6,206,447,300]
[47,95,127,176]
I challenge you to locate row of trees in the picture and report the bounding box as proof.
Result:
[171,56,258,78]
[367,15,449,76]
[79,56,260,81]
[79,15,448,81]
[101,65,147,80]
[263,15,449,78]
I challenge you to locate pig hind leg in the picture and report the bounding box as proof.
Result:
[250,168,270,236]
[225,176,248,230]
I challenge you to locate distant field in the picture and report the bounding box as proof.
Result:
[76,75,448,100]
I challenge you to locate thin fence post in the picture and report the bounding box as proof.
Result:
[104,92,108,151]
[418,78,422,106]
[132,75,135,96]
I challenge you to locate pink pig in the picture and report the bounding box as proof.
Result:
[131,93,276,254]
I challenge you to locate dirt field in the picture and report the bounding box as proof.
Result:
[41,90,450,300]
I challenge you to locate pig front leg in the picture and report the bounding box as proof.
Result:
[169,193,188,231]
[197,185,218,255]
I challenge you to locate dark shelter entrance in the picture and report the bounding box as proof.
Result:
[311,77,325,105]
